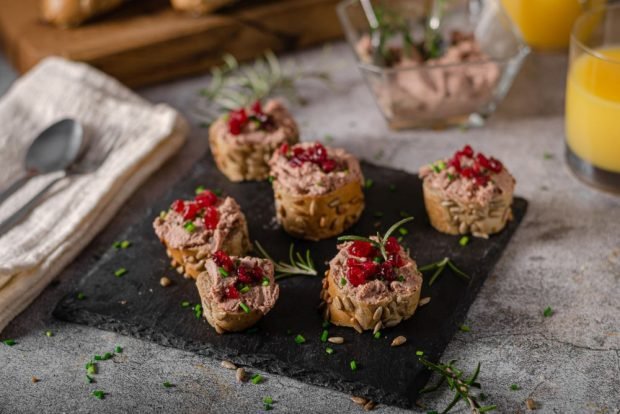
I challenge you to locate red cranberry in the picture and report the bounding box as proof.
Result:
[251,100,263,115]
[195,190,217,208]
[488,157,503,173]
[183,203,200,221]
[475,175,489,186]
[224,285,240,299]
[171,199,185,213]
[461,167,475,179]
[346,259,377,287]
[279,143,289,155]
[385,237,401,255]
[321,159,337,173]
[388,253,404,268]
[228,108,248,135]
[377,262,396,282]
[348,241,375,258]
[213,250,234,272]
[476,153,491,170]
[237,266,253,284]
[462,145,474,157]
[203,206,219,230]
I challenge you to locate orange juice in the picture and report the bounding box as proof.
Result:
[501,0,603,50]
[566,47,620,173]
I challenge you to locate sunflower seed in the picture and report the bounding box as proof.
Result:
[372,307,383,321]
[328,336,344,344]
[236,367,246,382]
[160,277,172,287]
[419,297,431,306]
[363,400,376,411]
[351,318,363,334]
[221,360,237,370]
[373,321,382,335]
[333,296,343,311]
[350,396,367,406]
[391,335,407,347]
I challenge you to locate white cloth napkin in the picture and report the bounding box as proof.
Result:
[0,57,188,333]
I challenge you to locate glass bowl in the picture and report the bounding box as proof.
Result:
[337,0,530,130]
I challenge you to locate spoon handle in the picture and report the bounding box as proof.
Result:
[0,175,64,237]
[0,171,37,206]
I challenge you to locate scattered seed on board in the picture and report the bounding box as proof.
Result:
[526,398,537,410]
[328,337,344,344]
[350,396,367,406]
[160,277,172,287]
[391,336,407,347]
[363,400,376,411]
[221,360,237,370]
[31,376,39,383]
[236,367,246,382]
[419,297,431,307]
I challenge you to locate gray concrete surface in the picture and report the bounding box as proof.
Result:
[0,43,619,414]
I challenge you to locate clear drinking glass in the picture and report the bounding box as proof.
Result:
[565,4,620,193]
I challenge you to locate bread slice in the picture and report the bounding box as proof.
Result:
[196,256,279,334]
[170,0,235,15]
[274,180,364,241]
[41,0,124,27]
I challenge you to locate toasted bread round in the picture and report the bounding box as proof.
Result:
[41,0,124,27]
[170,0,234,15]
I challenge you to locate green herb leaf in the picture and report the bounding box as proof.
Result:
[341,277,347,286]
[261,278,270,286]
[294,334,306,344]
[183,222,196,233]
[86,361,97,375]
[76,292,86,300]
[459,325,471,332]
[510,384,520,391]
[163,381,174,388]
[543,306,554,317]
[92,390,105,400]
[181,301,190,308]
[2,339,16,346]
[45,331,53,337]
[320,330,328,342]
[251,374,263,384]
[398,227,409,236]
[218,267,229,277]
[86,374,94,384]
[459,236,469,246]
[239,302,250,314]
[194,304,203,319]
[415,350,424,356]
[374,331,381,339]
[240,285,250,294]
[255,241,317,280]
[120,240,131,249]
[350,360,358,371]
[364,178,374,189]
[325,347,334,355]
[263,396,273,405]
[114,346,123,353]
[195,185,206,195]
[114,268,127,278]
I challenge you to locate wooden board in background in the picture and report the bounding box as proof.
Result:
[0,0,344,87]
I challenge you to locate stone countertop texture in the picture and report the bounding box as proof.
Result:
[0,44,618,414]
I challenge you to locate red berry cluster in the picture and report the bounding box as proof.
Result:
[171,189,219,230]
[213,250,266,299]
[279,142,338,173]
[227,100,273,135]
[345,238,405,287]
[448,145,503,187]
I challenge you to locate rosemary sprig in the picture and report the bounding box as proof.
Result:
[195,50,332,122]
[373,6,415,65]
[418,356,496,414]
[255,241,317,280]
[419,257,470,286]
[337,217,414,261]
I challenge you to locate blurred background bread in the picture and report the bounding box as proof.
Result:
[41,0,125,27]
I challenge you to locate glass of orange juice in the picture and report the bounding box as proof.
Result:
[501,0,605,51]
[565,4,620,193]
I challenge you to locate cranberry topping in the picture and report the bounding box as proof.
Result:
[183,203,200,221]
[344,238,406,287]
[227,100,274,135]
[225,285,240,299]
[203,206,219,230]
[171,200,185,213]
[169,188,221,229]
[213,251,268,299]
[195,190,217,208]
[282,143,342,174]
[213,250,234,272]
[447,145,503,186]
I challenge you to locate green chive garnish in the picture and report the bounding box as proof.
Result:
[263,396,273,404]
[114,268,127,278]
[195,185,206,195]
[113,241,122,249]
[543,152,553,160]
[374,331,381,339]
[510,384,520,391]
[86,361,97,375]
[218,267,229,277]
[45,331,53,337]
[120,240,131,249]
[268,176,274,184]
[92,390,105,400]
[2,339,16,346]
[364,179,373,189]
[239,302,250,314]
[163,381,174,388]
[543,306,554,317]
[102,352,113,360]
[398,227,408,236]
[184,222,196,233]
[194,304,203,319]
[213,189,222,196]
[115,346,122,353]
[325,347,334,355]
[459,236,469,246]
[397,275,405,282]
[76,292,86,300]
[94,355,102,361]
[240,285,250,294]
[251,374,263,384]
[320,330,328,342]
[459,325,471,332]
[373,257,382,264]
[415,350,424,356]
[181,301,190,308]
[294,334,306,344]
[399,211,412,218]
[350,360,357,371]
[447,173,455,181]
[86,374,94,384]
[261,278,269,286]
[340,277,347,286]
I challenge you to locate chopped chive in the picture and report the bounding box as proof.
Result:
[94,355,102,361]
[86,361,97,375]
[268,176,274,184]
[374,331,381,339]
[373,256,382,264]
[86,374,94,383]
[364,179,373,189]
[397,275,405,282]
[415,350,424,356]
[183,222,196,233]
[447,173,455,181]
[340,277,347,286]
[320,330,328,342]
[194,304,203,319]
[350,360,357,371]
[437,160,446,170]
[432,164,441,173]
[397,236,404,243]
[195,185,206,195]
[294,334,306,344]
[114,268,127,278]
[459,236,469,246]
[325,347,334,355]
[76,292,86,300]
[263,396,273,404]
[374,211,384,218]
[181,301,190,308]
[239,302,250,314]
[163,381,174,388]
[510,384,520,391]
[92,390,105,400]
[543,306,554,317]
[389,184,396,192]
[2,339,16,346]
[399,211,412,218]
[240,285,250,294]
[324,134,334,143]
[398,227,409,236]
[261,278,270,286]
[102,352,113,360]
[159,211,166,219]
[120,240,131,249]
[45,331,53,337]
[113,241,122,249]
[543,152,554,160]
[251,374,263,384]
[213,189,223,196]
[218,267,229,277]
[459,325,471,332]
[114,346,123,353]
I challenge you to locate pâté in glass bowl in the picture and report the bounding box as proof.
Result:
[337,0,529,129]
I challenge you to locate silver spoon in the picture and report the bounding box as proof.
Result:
[0,119,84,206]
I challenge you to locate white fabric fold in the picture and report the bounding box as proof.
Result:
[0,57,188,332]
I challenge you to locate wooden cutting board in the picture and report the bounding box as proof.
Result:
[0,0,343,87]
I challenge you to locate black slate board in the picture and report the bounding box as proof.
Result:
[54,157,527,408]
